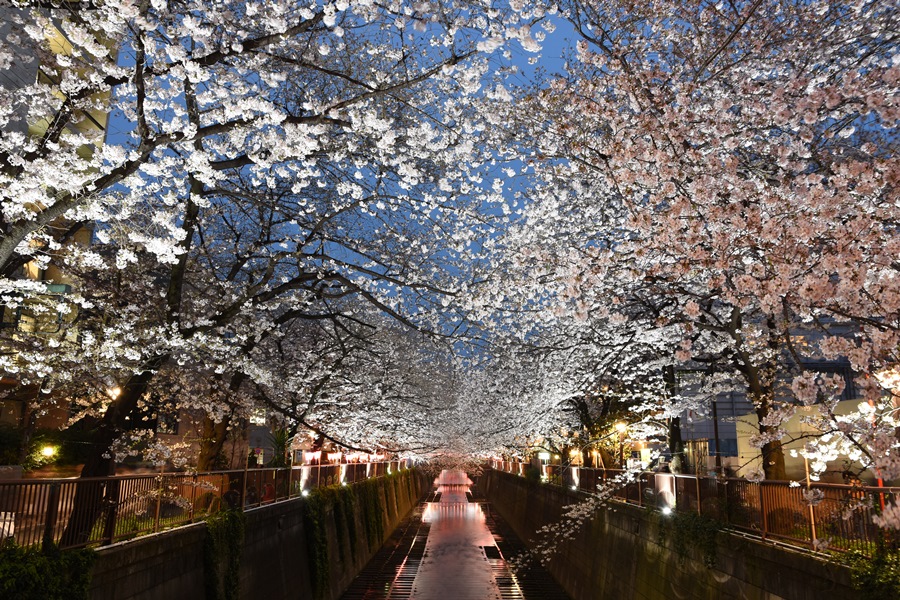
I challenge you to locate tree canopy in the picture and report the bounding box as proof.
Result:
[0,0,898,525]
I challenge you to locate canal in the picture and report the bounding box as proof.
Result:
[341,469,571,600]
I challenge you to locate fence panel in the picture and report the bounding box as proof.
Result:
[0,461,403,550]
[489,460,899,556]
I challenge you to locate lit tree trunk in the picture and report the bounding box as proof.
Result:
[662,365,685,471]
[60,354,168,547]
[754,394,787,480]
[196,415,231,472]
[196,367,255,471]
[16,386,39,465]
[731,312,787,481]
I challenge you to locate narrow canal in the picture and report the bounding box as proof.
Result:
[341,470,571,600]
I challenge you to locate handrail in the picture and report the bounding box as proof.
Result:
[490,459,896,555]
[0,460,410,550]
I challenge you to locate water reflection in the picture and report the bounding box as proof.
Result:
[411,470,500,599]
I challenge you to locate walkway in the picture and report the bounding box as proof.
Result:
[341,470,570,600]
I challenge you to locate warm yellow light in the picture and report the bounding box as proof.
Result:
[108,387,121,399]
[876,367,900,391]
[615,422,627,433]
[41,445,56,458]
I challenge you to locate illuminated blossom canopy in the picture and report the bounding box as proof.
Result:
[0,0,898,524]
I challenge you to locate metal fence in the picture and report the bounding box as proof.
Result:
[491,460,897,555]
[0,460,408,550]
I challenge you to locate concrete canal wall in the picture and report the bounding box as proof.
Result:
[89,469,429,600]
[480,469,855,600]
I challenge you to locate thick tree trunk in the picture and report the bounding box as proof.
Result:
[16,388,39,465]
[196,372,247,471]
[756,403,788,480]
[196,414,231,472]
[667,417,686,473]
[729,312,788,481]
[662,365,686,471]
[60,354,168,547]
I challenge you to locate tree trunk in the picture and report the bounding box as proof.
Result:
[667,417,685,473]
[16,388,39,465]
[60,354,167,547]
[756,403,787,480]
[662,366,686,471]
[729,312,788,481]
[196,414,231,472]
[196,372,247,471]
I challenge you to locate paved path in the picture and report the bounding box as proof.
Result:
[341,470,570,600]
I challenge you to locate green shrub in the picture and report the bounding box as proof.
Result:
[303,489,330,599]
[656,510,721,568]
[204,509,245,600]
[845,548,900,600]
[0,541,94,600]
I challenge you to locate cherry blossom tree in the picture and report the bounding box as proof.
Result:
[493,0,898,481]
[0,0,557,544]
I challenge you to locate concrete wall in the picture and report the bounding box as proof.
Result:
[480,470,855,600]
[89,469,428,600]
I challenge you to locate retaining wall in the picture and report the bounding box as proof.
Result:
[480,469,855,600]
[89,468,428,600]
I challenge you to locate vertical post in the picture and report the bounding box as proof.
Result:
[712,400,722,475]
[154,470,164,533]
[695,474,702,515]
[42,483,60,551]
[189,474,196,522]
[803,456,818,549]
[102,478,120,545]
[758,483,768,540]
[241,450,250,508]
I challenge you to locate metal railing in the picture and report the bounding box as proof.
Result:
[0,460,408,550]
[491,460,897,555]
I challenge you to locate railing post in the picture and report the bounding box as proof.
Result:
[808,500,818,549]
[241,454,250,508]
[695,474,702,515]
[41,483,60,551]
[153,473,163,533]
[102,478,120,546]
[803,455,818,549]
[758,483,768,540]
[189,474,196,522]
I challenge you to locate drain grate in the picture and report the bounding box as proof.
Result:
[481,503,573,600]
[340,504,430,600]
